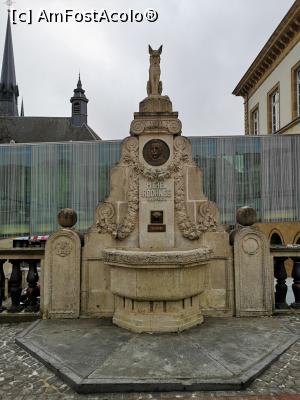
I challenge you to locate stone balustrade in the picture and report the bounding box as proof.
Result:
[1,242,300,317]
[0,248,44,314]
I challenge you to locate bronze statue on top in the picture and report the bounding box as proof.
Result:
[147,45,163,96]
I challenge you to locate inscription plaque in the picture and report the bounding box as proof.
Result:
[148,224,166,233]
[143,139,170,166]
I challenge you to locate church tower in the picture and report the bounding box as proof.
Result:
[70,74,88,126]
[0,10,19,116]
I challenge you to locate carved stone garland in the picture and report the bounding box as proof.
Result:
[173,137,217,240]
[96,136,217,240]
[96,138,139,240]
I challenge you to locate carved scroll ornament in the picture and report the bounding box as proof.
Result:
[130,118,182,136]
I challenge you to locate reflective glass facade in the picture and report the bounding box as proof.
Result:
[0,135,299,238]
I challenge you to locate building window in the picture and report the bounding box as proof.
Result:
[73,102,80,115]
[268,84,280,134]
[297,68,300,117]
[291,60,300,120]
[270,232,283,245]
[250,105,259,135]
[271,91,280,133]
[294,233,300,245]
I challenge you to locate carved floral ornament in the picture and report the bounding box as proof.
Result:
[54,239,73,257]
[96,136,218,240]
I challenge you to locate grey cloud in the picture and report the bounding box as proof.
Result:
[0,0,295,139]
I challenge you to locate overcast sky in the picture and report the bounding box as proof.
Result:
[0,0,296,140]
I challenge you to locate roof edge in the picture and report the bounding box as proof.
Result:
[233,1,300,97]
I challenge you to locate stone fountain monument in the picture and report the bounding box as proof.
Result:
[42,46,274,333]
[21,46,291,395]
[89,44,229,333]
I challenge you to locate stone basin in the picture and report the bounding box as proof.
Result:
[103,246,213,333]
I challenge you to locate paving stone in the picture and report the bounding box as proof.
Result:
[0,316,298,398]
[15,317,299,393]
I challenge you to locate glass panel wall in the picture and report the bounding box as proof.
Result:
[0,135,299,237]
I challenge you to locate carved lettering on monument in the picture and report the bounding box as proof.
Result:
[141,181,171,201]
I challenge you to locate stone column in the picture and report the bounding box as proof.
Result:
[42,209,82,319]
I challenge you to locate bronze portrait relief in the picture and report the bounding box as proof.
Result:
[143,139,170,166]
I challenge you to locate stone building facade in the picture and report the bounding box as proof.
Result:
[233,1,300,135]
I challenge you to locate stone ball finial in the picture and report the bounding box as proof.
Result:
[236,206,257,226]
[57,208,77,228]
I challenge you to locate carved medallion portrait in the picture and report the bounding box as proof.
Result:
[143,139,170,166]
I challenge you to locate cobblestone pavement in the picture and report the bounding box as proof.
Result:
[0,315,299,400]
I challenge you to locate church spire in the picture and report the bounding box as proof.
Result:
[77,73,82,89]
[70,74,89,126]
[20,98,24,116]
[0,10,19,116]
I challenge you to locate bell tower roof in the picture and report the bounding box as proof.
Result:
[70,74,89,126]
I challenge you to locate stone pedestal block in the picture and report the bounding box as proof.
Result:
[233,227,273,317]
[113,294,203,333]
[42,229,82,319]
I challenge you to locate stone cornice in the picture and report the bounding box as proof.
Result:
[233,1,300,98]
[103,247,213,268]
